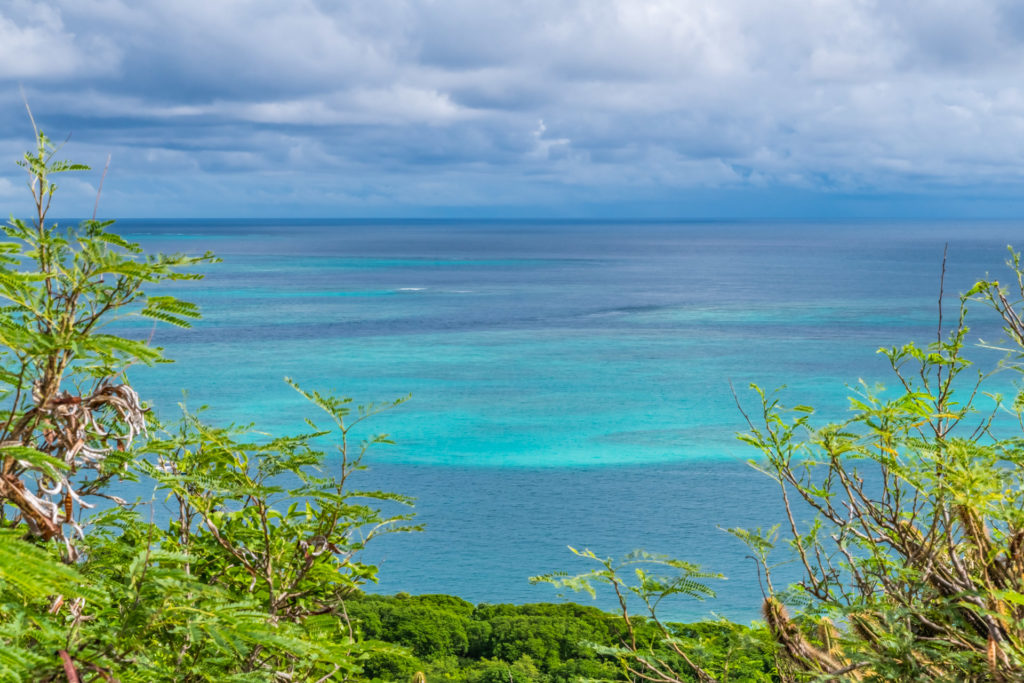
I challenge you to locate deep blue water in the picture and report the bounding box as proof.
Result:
[114,218,1022,621]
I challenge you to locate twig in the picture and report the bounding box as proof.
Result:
[21,86,38,140]
[58,650,81,683]
[92,154,111,220]
[938,242,948,346]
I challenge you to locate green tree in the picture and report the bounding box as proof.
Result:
[0,127,416,680]
[731,252,1024,681]
[540,249,1024,682]
[0,127,214,555]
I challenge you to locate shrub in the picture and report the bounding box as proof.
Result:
[0,126,415,681]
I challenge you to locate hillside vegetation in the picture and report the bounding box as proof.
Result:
[346,594,774,682]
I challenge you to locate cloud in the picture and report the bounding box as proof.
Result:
[0,0,1023,217]
[0,1,120,79]
[234,86,476,126]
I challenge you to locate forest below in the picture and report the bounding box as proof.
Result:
[345,594,773,682]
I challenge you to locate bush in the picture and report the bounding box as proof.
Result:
[539,248,1024,682]
[0,126,415,681]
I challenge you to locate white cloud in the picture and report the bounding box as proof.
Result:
[529,120,570,160]
[2,0,1024,214]
[0,1,120,79]
[235,87,475,126]
[0,177,19,199]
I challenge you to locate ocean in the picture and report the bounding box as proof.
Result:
[116,218,1021,622]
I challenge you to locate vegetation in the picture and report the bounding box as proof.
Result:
[542,251,1024,682]
[345,594,775,683]
[732,256,1024,681]
[0,127,416,680]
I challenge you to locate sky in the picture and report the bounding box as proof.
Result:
[3,0,1024,218]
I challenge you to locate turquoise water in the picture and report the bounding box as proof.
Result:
[117,219,1021,621]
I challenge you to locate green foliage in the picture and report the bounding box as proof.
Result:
[0,127,417,680]
[532,550,775,682]
[349,593,473,659]
[0,127,217,550]
[726,253,1024,679]
[534,547,721,605]
[537,248,1024,682]
[711,247,1024,681]
[347,594,775,683]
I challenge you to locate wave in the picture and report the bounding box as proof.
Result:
[583,303,670,318]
